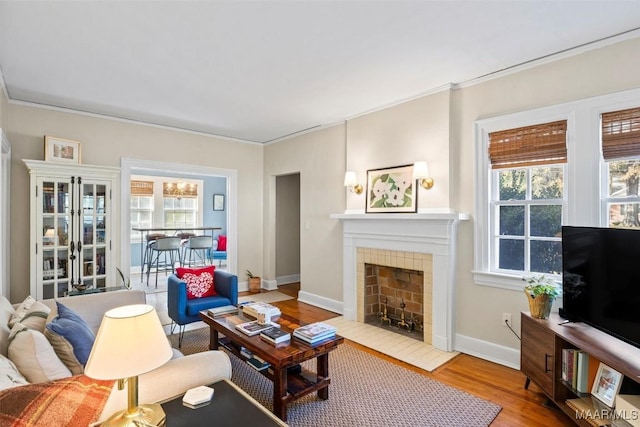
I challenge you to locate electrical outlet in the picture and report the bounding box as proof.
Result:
[502,313,512,327]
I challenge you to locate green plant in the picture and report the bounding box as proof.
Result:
[116,267,131,290]
[246,270,259,278]
[522,274,560,299]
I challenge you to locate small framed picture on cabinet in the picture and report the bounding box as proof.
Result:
[44,136,81,164]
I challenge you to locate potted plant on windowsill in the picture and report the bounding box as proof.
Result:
[523,274,561,319]
[246,270,261,294]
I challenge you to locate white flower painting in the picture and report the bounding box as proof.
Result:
[366,164,417,213]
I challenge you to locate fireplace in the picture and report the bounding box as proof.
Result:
[363,261,427,342]
[331,211,469,352]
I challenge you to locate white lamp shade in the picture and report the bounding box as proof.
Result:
[412,161,430,179]
[85,304,172,380]
[344,171,358,187]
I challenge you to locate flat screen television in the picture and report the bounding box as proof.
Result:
[560,225,640,349]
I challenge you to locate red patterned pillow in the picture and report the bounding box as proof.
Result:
[176,266,217,299]
[217,235,227,251]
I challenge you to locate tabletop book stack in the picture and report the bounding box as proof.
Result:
[260,327,291,345]
[293,322,337,345]
[235,320,280,336]
[241,302,281,321]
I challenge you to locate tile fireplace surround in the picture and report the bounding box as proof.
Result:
[331,211,469,352]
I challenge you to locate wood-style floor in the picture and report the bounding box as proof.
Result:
[257,283,575,427]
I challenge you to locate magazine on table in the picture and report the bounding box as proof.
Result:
[235,320,280,336]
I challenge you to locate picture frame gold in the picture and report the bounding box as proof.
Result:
[44,136,81,164]
[365,164,417,213]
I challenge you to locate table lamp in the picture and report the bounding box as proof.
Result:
[85,304,173,427]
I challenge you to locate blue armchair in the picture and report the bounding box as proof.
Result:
[168,269,238,346]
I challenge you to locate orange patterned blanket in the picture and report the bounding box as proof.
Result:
[0,375,114,427]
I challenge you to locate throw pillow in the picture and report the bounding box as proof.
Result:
[8,295,51,332]
[0,354,29,391]
[176,265,217,299]
[217,235,227,251]
[44,302,95,375]
[0,295,16,357]
[7,323,72,383]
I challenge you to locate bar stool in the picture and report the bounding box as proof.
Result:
[146,236,181,287]
[142,233,166,280]
[184,235,213,267]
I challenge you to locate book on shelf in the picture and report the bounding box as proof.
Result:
[260,327,291,345]
[207,305,239,317]
[246,357,270,371]
[235,320,280,336]
[240,346,253,359]
[576,351,592,393]
[565,398,611,426]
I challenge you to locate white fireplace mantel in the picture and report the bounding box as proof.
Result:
[331,210,469,352]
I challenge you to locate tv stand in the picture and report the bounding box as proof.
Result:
[521,312,640,426]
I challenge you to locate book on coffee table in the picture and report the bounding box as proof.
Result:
[293,322,337,343]
[235,320,280,336]
[260,327,291,345]
[207,305,239,317]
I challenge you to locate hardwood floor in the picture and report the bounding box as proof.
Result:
[259,283,575,427]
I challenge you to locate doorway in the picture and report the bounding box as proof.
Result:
[275,173,300,286]
[120,158,237,278]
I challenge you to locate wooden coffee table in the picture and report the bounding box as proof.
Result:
[199,310,344,421]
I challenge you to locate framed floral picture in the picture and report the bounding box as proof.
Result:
[44,136,81,164]
[366,164,417,213]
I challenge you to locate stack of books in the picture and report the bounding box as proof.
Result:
[260,327,291,345]
[241,302,281,321]
[207,304,238,317]
[246,355,270,371]
[293,322,337,345]
[235,319,280,336]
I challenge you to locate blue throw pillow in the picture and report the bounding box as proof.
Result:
[45,302,95,374]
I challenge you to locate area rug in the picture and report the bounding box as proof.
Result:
[169,328,501,427]
[322,316,458,372]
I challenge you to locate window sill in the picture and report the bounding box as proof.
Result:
[472,271,527,292]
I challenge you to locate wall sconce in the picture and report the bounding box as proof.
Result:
[413,161,434,190]
[344,171,363,194]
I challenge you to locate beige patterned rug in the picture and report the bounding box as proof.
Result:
[169,328,501,427]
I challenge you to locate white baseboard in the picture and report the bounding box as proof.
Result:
[454,333,520,370]
[297,290,343,315]
[263,278,278,291]
[276,274,300,286]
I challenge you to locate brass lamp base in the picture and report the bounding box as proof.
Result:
[100,403,166,427]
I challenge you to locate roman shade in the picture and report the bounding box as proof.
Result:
[488,120,567,169]
[602,107,640,160]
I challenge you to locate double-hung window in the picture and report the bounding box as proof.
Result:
[162,182,198,229]
[130,180,154,240]
[488,121,567,277]
[602,107,640,229]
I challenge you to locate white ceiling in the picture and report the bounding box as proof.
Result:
[0,1,639,143]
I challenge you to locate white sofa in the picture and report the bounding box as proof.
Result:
[0,289,232,423]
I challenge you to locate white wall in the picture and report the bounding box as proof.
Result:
[264,125,345,308]
[6,103,264,302]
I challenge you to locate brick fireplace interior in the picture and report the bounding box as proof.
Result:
[357,248,433,344]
